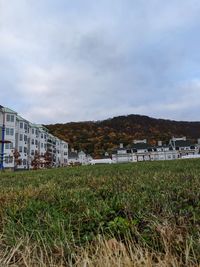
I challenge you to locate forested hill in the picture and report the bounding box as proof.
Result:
[46,114,200,157]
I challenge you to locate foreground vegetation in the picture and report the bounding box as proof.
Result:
[0,159,200,266]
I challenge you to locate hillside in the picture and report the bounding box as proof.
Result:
[46,114,200,157]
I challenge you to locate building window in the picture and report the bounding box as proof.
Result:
[20,134,23,141]
[24,124,28,130]
[19,146,23,153]
[41,143,43,148]
[6,114,14,122]
[5,142,13,149]
[24,135,27,142]
[32,139,34,145]
[20,122,23,129]
[23,159,27,166]
[41,134,43,138]
[5,156,13,164]
[35,140,38,146]
[6,128,14,136]
[32,129,34,134]
[24,147,27,154]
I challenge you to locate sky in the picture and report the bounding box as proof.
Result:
[1,0,200,124]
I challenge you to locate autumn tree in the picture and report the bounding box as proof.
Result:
[13,149,21,171]
[43,151,52,168]
[31,151,41,170]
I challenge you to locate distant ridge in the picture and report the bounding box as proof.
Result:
[46,114,200,157]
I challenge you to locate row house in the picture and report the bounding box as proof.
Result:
[0,105,68,170]
[112,137,200,163]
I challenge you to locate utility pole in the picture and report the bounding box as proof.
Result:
[0,110,5,171]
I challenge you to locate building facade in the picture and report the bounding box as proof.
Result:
[0,105,68,170]
[112,137,200,163]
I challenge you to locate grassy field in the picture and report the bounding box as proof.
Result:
[0,160,200,266]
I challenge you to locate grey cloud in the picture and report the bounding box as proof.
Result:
[1,0,200,123]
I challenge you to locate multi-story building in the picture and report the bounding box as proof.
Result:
[0,105,68,170]
[0,106,17,169]
[112,137,200,163]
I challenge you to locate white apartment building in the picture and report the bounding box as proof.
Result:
[112,137,200,164]
[0,105,68,170]
[0,106,17,169]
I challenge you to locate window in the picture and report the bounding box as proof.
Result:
[24,147,27,153]
[24,124,28,130]
[41,134,43,139]
[31,150,34,156]
[23,159,27,166]
[5,156,13,164]
[41,143,43,148]
[6,128,14,136]
[32,139,34,145]
[24,135,27,142]
[6,114,14,122]
[5,143,9,149]
[6,114,10,122]
[32,129,34,134]
[20,122,23,129]
[19,146,23,153]
[20,134,23,141]
[6,128,9,135]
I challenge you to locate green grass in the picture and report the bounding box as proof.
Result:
[0,159,200,266]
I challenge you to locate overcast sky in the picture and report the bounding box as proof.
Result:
[1,0,200,124]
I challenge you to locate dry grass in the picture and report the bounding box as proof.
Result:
[0,233,199,267]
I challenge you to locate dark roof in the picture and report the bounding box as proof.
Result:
[68,152,78,158]
[174,140,194,147]
[117,147,127,151]
[132,143,150,150]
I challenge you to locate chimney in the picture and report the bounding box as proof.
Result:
[119,143,123,149]
[158,141,162,146]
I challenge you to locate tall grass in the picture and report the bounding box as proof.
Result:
[0,160,200,266]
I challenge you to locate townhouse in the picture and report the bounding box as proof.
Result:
[0,105,68,170]
[112,137,200,163]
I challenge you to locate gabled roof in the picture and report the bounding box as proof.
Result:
[16,115,29,122]
[174,140,194,147]
[69,151,78,158]
[0,106,17,114]
[132,143,150,150]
